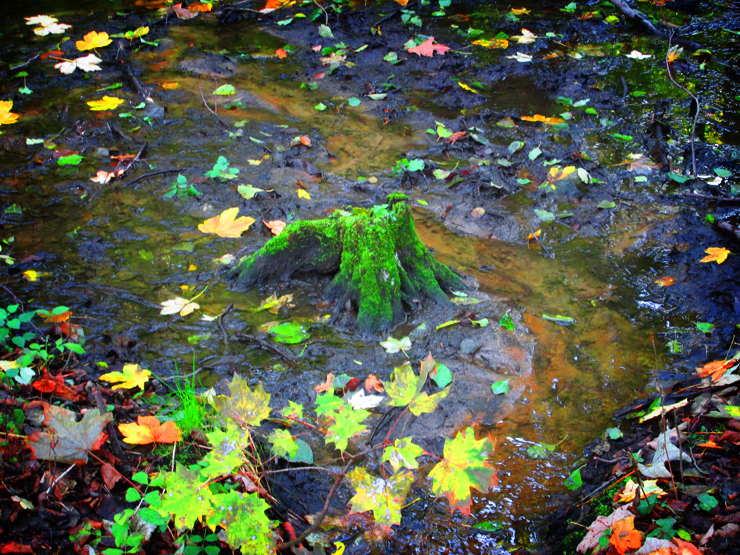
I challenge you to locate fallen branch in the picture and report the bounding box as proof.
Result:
[682,193,740,203]
[122,168,187,187]
[234,333,298,365]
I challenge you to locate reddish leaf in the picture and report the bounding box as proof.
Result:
[1,543,33,553]
[276,48,287,59]
[610,517,642,554]
[718,430,740,444]
[101,462,123,489]
[407,37,450,57]
[365,374,384,393]
[31,368,83,401]
[118,416,182,444]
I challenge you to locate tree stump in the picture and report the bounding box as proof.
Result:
[229,193,464,333]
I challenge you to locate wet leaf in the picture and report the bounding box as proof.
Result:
[506,51,532,62]
[268,429,299,458]
[598,200,616,209]
[626,50,652,59]
[214,84,236,95]
[383,437,423,472]
[473,38,509,49]
[431,363,452,388]
[491,379,509,394]
[297,189,311,200]
[348,97,361,106]
[668,171,692,183]
[76,30,112,51]
[499,313,515,331]
[254,293,293,314]
[610,517,642,554]
[654,276,675,287]
[512,28,538,43]
[90,169,122,184]
[577,506,634,553]
[237,185,264,199]
[326,404,371,450]
[157,464,213,531]
[407,37,450,57]
[276,48,287,59]
[263,219,286,236]
[25,15,60,26]
[638,399,688,423]
[700,247,730,264]
[521,114,564,125]
[99,363,151,390]
[458,81,479,94]
[696,321,715,334]
[0,100,20,126]
[57,154,84,165]
[160,297,200,316]
[380,335,412,354]
[212,374,271,427]
[199,207,255,238]
[429,428,497,515]
[55,54,102,74]
[348,467,414,526]
[28,404,111,464]
[34,21,72,35]
[542,314,575,325]
[118,416,181,444]
[86,96,124,111]
[667,45,683,63]
[565,467,583,490]
[385,361,450,416]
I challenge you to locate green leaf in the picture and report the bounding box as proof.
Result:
[132,471,149,485]
[213,84,236,95]
[288,439,313,464]
[206,491,274,552]
[534,209,555,221]
[606,427,622,440]
[139,507,166,526]
[158,465,215,531]
[318,24,334,38]
[211,374,271,427]
[268,322,309,344]
[508,140,525,154]
[668,172,692,183]
[125,488,142,502]
[281,400,304,420]
[564,467,583,490]
[698,493,718,511]
[491,379,509,395]
[382,437,424,472]
[475,521,505,532]
[347,97,361,107]
[597,200,616,209]
[315,390,345,416]
[383,52,400,64]
[714,168,732,178]
[528,146,542,161]
[57,154,84,166]
[612,133,633,141]
[237,185,264,200]
[696,322,715,334]
[325,405,370,451]
[315,102,327,111]
[268,429,298,459]
[542,314,575,325]
[499,313,515,331]
[431,363,452,388]
[347,467,414,526]
[385,362,450,416]
[406,159,425,172]
[428,428,497,514]
[200,425,249,479]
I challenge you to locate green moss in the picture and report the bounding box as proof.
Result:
[230,193,464,333]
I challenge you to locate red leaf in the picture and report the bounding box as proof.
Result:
[407,37,450,57]
[1,542,34,553]
[101,463,123,489]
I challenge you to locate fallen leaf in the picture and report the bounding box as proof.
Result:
[28,404,111,464]
[54,54,102,74]
[253,292,293,313]
[160,297,200,316]
[526,230,541,242]
[171,2,198,18]
[161,82,179,89]
[700,247,730,264]
[99,363,152,390]
[512,28,538,43]
[198,207,255,238]
[638,426,691,478]
[263,219,286,236]
[25,15,59,26]
[90,169,123,184]
[654,276,675,287]
[471,207,485,218]
[696,356,739,382]
[297,189,311,200]
[86,96,124,111]
[76,30,112,51]
[506,52,533,62]
[32,368,83,401]
[521,114,564,125]
[118,416,182,444]
[0,100,20,126]
[626,50,652,59]
[511,8,530,15]
[22,270,39,282]
[472,38,509,49]
[276,48,287,59]
[610,517,642,555]
[407,37,450,57]
[365,374,384,393]
[667,45,683,64]
[577,506,634,553]
[314,373,335,393]
[34,22,72,35]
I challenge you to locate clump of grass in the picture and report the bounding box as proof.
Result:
[168,361,210,438]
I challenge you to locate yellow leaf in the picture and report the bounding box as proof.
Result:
[0,100,20,126]
[160,297,200,316]
[510,8,530,15]
[76,30,112,51]
[297,189,311,199]
[198,207,255,238]
[654,276,675,287]
[394,0,410,5]
[526,229,541,241]
[472,38,509,49]
[521,114,564,124]
[188,264,197,271]
[332,542,346,555]
[458,82,479,94]
[23,270,39,282]
[87,96,125,111]
[99,363,152,390]
[667,45,683,64]
[700,247,730,264]
[161,82,179,89]
[512,28,538,44]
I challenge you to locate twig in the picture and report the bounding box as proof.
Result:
[313,0,329,26]
[11,54,40,70]
[107,122,134,144]
[234,333,298,365]
[124,66,150,99]
[371,7,402,29]
[198,82,228,127]
[45,464,76,494]
[682,192,740,203]
[666,32,700,177]
[217,303,234,345]
[122,168,187,187]
[529,229,554,259]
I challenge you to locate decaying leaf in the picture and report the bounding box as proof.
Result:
[654,276,675,287]
[28,404,111,464]
[199,207,256,238]
[211,374,272,427]
[253,293,294,314]
[512,28,539,43]
[610,517,642,554]
[637,426,692,478]
[521,114,564,125]
[55,54,102,74]
[160,297,200,316]
[577,506,634,553]
[348,467,414,527]
[0,100,20,126]
[118,415,182,444]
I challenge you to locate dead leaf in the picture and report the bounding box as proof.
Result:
[76,31,112,51]
[118,416,182,444]
[199,207,256,238]
[365,374,384,393]
[263,219,287,236]
[28,404,111,464]
[610,517,642,555]
[314,373,335,393]
[700,247,731,264]
[654,276,675,287]
[577,506,634,553]
[160,297,200,317]
[407,37,450,57]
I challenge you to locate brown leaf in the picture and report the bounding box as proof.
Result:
[101,463,123,489]
[314,373,335,393]
[718,430,740,444]
[28,404,111,464]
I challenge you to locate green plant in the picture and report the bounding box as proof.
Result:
[392,158,425,174]
[117,354,498,553]
[164,174,201,198]
[205,156,239,181]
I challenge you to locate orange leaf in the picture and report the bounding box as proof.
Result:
[510,8,530,15]
[610,517,642,555]
[696,358,737,382]
[260,0,296,13]
[700,247,730,264]
[276,48,287,59]
[670,538,702,555]
[654,276,675,287]
[365,374,384,393]
[314,373,335,393]
[161,82,179,89]
[118,416,181,444]
[263,220,286,236]
[395,0,410,5]
[521,114,564,125]
[76,31,112,51]
[447,131,467,144]
[187,2,212,12]
[407,37,450,57]
[0,100,20,126]
[199,207,255,238]
[526,229,541,241]
[39,309,72,323]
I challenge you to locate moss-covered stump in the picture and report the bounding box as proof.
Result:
[229,193,464,333]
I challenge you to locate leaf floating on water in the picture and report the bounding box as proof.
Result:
[160,297,200,316]
[407,37,450,57]
[99,363,151,390]
[380,335,412,354]
[654,276,675,287]
[76,30,112,51]
[198,207,255,238]
[542,314,575,325]
[700,247,730,264]
[86,96,124,111]
[0,101,20,126]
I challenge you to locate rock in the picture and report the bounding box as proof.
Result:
[460,338,482,355]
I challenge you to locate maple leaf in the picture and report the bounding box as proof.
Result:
[314,373,336,393]
[297,189,311,200]
[667,45,683,63]
[700,247,730,264]
[28,404,111,464]
[385,362,450,416]
[326,405,371,451]
[86,96,124,111]
[99,363,151,390]
[32,368,83,401]
[200,425,250,478]
[512,28,538,43]
[35,23,72,35]
[610,517,642,554]
[212,374,271,427]
[118,416,181,444]
[282,400,304,420]
[269,429,299,458]
[447,130,467,144]
[696,356,739,382]
[511,8,530,15]
[521,114,564,125]
[348,467,414,527]
[158,464,214,531]
[637,426,691,478]
[380,335,412,355]
[26,15,59,26]
[171,2,199,18]
[614,479,666,504]
[382,437,424,472]
[263,219,286,236]
[55,54,102,74]
[199,207,255,238]
[365,374,384,393]
[428,428,497,515]
[254,293,294,313]
[0,100,20,126]
[577,506,634,553]
[205,490,275,552]
[76,30,112,51]
[160,297,200,317]
[407,37,450,57]
[90,169,122,183]
[655,276,675,287]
